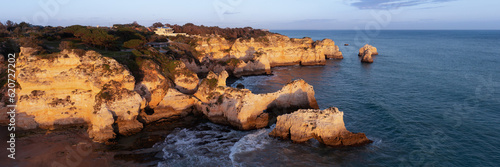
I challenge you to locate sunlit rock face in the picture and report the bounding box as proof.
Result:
[269,107,372,147]
[358,44,378,63]
[14,47,145,142]
[194,71,319,130]
[6,47,327,143]
[191,34,342,76]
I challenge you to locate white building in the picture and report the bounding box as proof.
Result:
[155,27,187,37]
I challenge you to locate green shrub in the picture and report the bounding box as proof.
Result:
[226,58,241,67]
[207,78,218,89]
[123,39,145,49]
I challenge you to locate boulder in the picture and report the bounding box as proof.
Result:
[269,107,372,147]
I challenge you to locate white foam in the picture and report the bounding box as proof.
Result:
[229,126,274,166]
[156,123,247,167]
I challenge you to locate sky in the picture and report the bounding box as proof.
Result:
[1,0,500,30]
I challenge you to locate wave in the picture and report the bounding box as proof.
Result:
[156,122,248,167]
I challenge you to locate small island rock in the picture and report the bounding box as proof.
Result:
[358,44,378,63]
[269,107,372,147]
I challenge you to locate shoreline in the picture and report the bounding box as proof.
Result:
[0,115,204,166]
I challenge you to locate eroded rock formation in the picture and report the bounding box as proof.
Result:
[14,47,145,142]
[194,71,319,130]
[139,88,196,123]
[188,34,342,76]
[134,59,171,109]
[358,44,378,63]
[170,61,200,94]
[4,47,324,143]
[269,107,372,147]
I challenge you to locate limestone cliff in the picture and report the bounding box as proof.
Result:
[134,59,171,109]
[188,34,342,76]
[0,55,8,126]
[14,47,145,142]
[269,107,372,147]
[139,88,196,123]
[194,71,319,130]
[168,60,199,94]
[5,46,331,143]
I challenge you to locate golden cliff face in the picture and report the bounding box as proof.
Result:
[269,107,372,147]
[3,34,330,143]
[193,71,319,130]
[15,47,145,142]
[194,34,343,70]
[134,59,171,109]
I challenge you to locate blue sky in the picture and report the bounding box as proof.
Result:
[1,0,499,30]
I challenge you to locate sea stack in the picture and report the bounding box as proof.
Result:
[358,44,378,63]
[269,107,372,147]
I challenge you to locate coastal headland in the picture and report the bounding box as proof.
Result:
[0,22,368,166]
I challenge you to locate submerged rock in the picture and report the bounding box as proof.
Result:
[358,44,378,63]
[269,107,372,147]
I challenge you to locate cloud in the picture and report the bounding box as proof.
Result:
[347,0,455,10]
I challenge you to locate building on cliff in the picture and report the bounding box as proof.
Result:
[155,27,188,36]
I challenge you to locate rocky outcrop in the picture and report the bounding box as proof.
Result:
[14,47,145,142]
[315,39,343,59]
[93,81,145,137]
[134,59,171,109]
[0,55,8,126]
[170,61,199,94]
[269,107,372,147]
[194,71,319,130]
[360,50,374,63]
[233,50,272,77]
[191,34,342,76]
[358,44,378,63]
[139,88,196,123]
[358,44,378,56]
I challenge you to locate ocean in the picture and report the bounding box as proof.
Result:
[156,30,500,166]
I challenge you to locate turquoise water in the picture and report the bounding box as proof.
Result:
[158,30,500,166]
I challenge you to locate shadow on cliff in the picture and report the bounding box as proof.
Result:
[241,47,256,61]
[111,54,145,83]
[263,89,319,127]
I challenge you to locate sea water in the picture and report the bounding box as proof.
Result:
[157,30,500,166]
